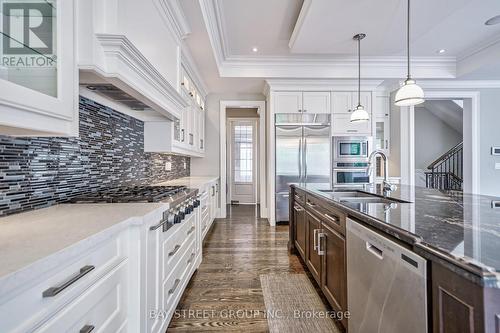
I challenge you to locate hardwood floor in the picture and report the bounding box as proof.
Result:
[167,205,310,332]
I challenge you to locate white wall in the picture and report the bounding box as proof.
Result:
[414,106,462,170]
[190,93,266,177]
[477,89,500,197]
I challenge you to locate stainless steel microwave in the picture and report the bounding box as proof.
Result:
[333,136,371,161]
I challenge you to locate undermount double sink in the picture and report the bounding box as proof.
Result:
[318,189,410,204]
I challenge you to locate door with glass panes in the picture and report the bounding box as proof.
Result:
[229,119,257,204]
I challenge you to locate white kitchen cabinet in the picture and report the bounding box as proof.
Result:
[332,91,372,114]
[35,262,129,333]
[0,228,133,333]
[274,92,303,113]
[373,95,391,154]
[0,0,78,136]
[332,114,372,136]
[302,92,330,114]
[274,91,330,114]
[331,91,373,136]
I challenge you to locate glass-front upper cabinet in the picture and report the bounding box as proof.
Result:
[0,0,77,136]
[374,96,390,155]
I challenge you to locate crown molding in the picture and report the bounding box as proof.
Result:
[93,34,188,119]
[289,0,312,50]
[264,79,385,92]
[458,34,500,62]
[155,0,191,41]
[199,0,456,79]
[221,56,456,79]
[418,80,500,89]
[199,0,226,68]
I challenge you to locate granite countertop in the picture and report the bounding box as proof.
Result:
[153,176,219,190]
[0,203,165,279]
[295,183,500,287]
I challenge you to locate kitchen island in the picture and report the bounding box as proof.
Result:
[289,184,500,333]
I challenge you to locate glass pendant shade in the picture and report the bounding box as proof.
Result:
[395,78,425,106]
[350,105,370,122]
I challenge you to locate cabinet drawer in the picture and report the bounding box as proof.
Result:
[162,213,196,278]
[35,261,128,333]
[305,194,346,235]
[161,239,196,316]
[332,114,371,136]
[0,233,127,333]
[294,188,306,205]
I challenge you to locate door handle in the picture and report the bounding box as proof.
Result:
[303,137,308,182]
[385,139,388,149]
[298,137,302,183]
[317,231,325,255]
[366,242,383,259]
[313,229,319,251]
[187,226,195,236]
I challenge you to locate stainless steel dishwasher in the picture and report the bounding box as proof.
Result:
[346,218,427,333]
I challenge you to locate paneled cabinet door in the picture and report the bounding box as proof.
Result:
[302,92,330,114]
[293,203,306,260]
[320,223,347,329]
[274,92,303,114]
[332,92,353,114]
[306,212,322,285]
[0,0,77,136]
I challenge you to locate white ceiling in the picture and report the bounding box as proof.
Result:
[220,0,303,57]
[180,0,500,93]
[290,0,500,57]
[179,0,265,94]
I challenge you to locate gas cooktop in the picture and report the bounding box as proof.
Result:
[70,185,189,203]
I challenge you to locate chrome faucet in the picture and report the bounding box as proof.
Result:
[368,150,397,193]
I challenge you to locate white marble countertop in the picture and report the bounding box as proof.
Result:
[154,176,219,190]
[0,203,165,279]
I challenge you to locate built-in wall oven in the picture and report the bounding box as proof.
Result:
[332,136,373,187]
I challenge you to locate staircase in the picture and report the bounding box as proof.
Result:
[425,142,463,191]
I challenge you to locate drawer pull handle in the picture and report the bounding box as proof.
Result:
[324,213,339,224]
[42,265,95,298]
[187,252,195,264]
[168,245,181,257]
[293,205,304,212]
[294,195,301,201]
[187,226,195,236]
[306,201,317,208]
[80,325,95,333]
[168,278,181,295]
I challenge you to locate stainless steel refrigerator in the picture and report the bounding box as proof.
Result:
[275,114,331,222]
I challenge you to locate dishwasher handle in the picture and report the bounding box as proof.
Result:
[366,242,383,260]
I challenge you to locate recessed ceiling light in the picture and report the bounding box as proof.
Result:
[437,49,446,54]
[485,14,500,25]
[252,47,258,53]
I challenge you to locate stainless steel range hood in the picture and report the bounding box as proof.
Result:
[84,84,152,111]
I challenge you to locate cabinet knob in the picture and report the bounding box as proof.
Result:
[298,109,302,113]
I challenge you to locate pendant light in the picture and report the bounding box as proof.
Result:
[350,33,369,123]
[395,0,424,106]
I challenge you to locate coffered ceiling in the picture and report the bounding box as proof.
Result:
[180,0,500,93]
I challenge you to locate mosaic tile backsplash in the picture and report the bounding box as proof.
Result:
[0,96,190,216]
